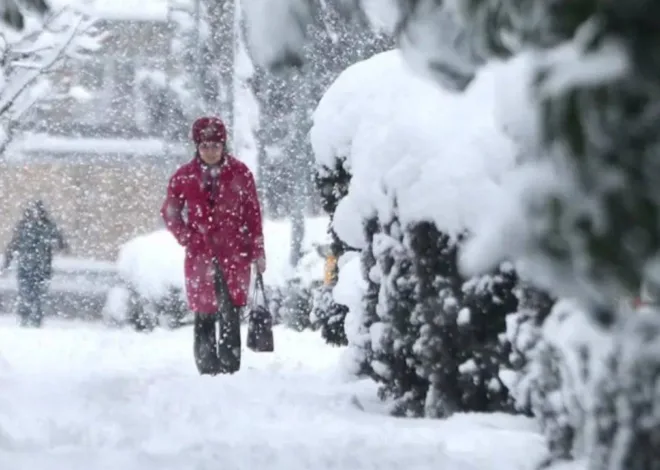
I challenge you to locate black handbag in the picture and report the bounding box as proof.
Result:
[246,272,274,352]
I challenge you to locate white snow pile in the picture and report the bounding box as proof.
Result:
[116,229,186,301]
[311,49,519,249]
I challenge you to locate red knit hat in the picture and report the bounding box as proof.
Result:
[191,116,227,145]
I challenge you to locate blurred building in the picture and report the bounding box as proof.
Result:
[0,0,192,260]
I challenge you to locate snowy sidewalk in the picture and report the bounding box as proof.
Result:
[0,317,545,470]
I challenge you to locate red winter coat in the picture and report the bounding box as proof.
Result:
[160,156,265,313]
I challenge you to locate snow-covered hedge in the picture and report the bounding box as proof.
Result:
[312,46,660,466]
[311,50,523,417]
[274,243,327,331]
[103,229,189,330]
[104,218,333,330]
[503,295,660,469]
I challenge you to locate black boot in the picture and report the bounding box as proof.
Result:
[217,306,241,374]
[214,266,241,374]
[193,313,219,375]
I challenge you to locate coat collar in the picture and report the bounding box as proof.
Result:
[191,154,236,175]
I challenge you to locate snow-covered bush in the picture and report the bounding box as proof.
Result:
[501,296,660,470]
[106,229,189,330]
[311,49,523,417]
[504,294,583,465]
[101,285,132,326]
[271,243,327,331]
[585,310,660,470]
[311,284,349,345]
[503,285,556,417]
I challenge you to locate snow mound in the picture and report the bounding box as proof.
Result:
[101,286,132,323]
[116,229,185,300]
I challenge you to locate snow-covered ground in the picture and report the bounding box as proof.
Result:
[0,318,546,469]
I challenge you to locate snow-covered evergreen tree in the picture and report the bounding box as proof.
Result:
[311,284,349,345]
[370,215,427,417]
[505,300,580,466]
[409,222,463,417]
[347,211,521,418]
[504,285,556,417]
[408,221,520,417]
[308,47,522,418]
[584,310,660,470]
[456,260,518,413]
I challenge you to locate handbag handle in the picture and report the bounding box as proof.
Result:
[252,267,269,306]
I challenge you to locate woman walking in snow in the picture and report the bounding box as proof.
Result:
[161,116,266,375]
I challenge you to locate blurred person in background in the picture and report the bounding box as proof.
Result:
[3,199,68,327]
[161,116,266,375]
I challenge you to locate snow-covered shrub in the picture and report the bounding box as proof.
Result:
[316,158,352,216]
[453,258,519,414]
[311,50,521,417]
[112,229,190,330]
[250,3,660,469]
[502,285,660,470]
[311,285,349,346]
[278,277,314,331]
[409,223,464,417]
[272,243,327,331]
[502,297,628,468]
[101,286,131,326]
[583,309,660,470]
[505,296,580,465]
[361,214,521,418]
[503,285,556,417]
[371,217,427,417]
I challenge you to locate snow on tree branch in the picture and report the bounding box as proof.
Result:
[0,4,101,151]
